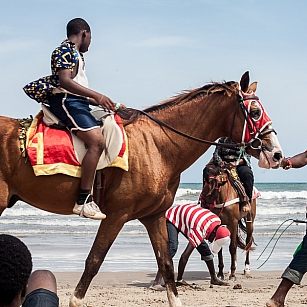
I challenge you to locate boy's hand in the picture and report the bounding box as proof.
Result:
[97,94,115,111]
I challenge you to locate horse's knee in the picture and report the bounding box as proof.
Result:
[69,292,84,307]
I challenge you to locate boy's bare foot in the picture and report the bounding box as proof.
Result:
[210,277,230,286]
[149,284,165,291]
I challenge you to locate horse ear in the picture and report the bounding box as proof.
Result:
[240,71,250,93]
[247,81,258,93]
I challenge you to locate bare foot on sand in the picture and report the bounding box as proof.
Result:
[148,284,165,291]
[211,278,230,286]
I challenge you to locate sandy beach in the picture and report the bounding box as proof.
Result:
[55,270,307,307]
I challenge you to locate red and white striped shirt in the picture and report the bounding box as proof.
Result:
[166,204,221,248]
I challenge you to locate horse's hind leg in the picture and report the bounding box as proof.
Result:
[217,249,225,280]
[141,213,182,307]
[70,215,126,307]
[244,200,256,276]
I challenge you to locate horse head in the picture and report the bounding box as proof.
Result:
[236,71,283,169]
[199,165,227,209]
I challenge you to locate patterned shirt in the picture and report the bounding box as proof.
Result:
[213,137,251,166]
[23,39,84,103]
[166,204,221,248]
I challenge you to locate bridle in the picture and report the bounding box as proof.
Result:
[236,93,276,150]
[137,90,276,150]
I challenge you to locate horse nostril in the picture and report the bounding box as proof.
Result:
[273,151,282,161]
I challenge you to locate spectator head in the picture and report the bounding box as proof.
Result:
[0,234,32,307]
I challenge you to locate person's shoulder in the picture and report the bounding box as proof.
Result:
[53,39,75,54]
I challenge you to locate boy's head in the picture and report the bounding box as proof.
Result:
[67,18,90,37]
[0,234,32,307]
[209,225,230,254]
[67,18,91,53]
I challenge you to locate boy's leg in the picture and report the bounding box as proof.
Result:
[23,270,58,307]
[73,127,106,220]
[196,241,229,286]
[266,278,293,307]
[267,235,307,307]
[76,128,105,190]
[236,165,254,212]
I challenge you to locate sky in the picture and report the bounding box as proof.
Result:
[1,0,307,183]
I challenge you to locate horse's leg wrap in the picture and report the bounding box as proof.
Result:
[69,293,84,307]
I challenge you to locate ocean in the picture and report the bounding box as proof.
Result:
[1,182,307,274]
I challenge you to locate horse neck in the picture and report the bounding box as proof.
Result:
[217,180,238,204]
[151,93,239,171]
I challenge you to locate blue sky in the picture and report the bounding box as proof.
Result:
[1,0,307,183]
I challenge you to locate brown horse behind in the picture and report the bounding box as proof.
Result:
[0,72,282,307]
[202,165,256,281]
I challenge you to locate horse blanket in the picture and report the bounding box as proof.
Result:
[26,109,128,177]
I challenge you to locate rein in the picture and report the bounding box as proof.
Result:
[138,110,246,149]
[137,92,274,150]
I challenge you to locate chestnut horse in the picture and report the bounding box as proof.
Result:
[0,72,282,307]
[202,165,256,281]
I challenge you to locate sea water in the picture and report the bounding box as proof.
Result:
[0,182,306,273]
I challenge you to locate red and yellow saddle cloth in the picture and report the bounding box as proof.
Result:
[26,111,128,177]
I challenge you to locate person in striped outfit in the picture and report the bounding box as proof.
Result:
[149,203,230,290]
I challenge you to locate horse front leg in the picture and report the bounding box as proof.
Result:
[217,249,225,280]
[228,228,238,281]
[140,213,182,307]
[69,215,126,307]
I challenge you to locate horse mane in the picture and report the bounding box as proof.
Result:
[116,81,238,126]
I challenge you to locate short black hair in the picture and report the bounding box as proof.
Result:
[66,18,91,37]
[0,234,32,306]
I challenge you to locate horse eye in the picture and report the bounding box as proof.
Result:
[251,110,261,120]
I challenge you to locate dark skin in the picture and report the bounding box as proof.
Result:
[177,242,229,286]
[5,270,57,307]
[150,242,229,290]
[58,30,125,191]
[267,150,307,307]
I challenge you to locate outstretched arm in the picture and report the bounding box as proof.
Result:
[281,151,307,170]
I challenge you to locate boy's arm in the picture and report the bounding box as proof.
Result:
[177,242,194,281]
[58,68,115,111]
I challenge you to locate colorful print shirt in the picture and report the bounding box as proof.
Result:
[23,39,84,103]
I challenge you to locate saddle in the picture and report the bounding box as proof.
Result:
[24,104,128,177]
[225,167,249,206]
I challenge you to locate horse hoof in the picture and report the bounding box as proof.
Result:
[244,269,251,276]
[229,276,237,282]
[69,293,84,307]
[217,274,225,280]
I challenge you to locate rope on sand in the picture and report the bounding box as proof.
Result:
[256,218,306,269]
